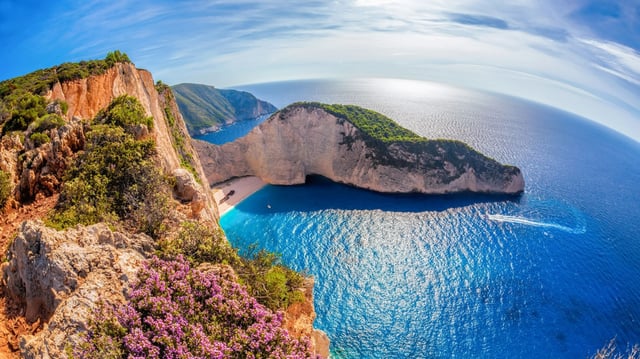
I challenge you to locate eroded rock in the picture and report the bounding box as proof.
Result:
[173,168,207,217]
[195,104,525,195]
[1,221,153,358]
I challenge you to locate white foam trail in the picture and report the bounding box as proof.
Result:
[487,214,586,234]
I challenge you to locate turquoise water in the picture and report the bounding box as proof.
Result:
[214,79,640,358]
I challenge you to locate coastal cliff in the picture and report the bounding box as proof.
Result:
[172,83,277,135]
[45,63,218,222]
[1,57,327,357]
[195,102,525,194]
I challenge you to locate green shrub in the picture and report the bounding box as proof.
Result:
[94,95,153,131]
[159,220,239,265]
[104,50,131,66]
[29,132,50,147]
[155,80,170,95]
[264,266,306,309]
[158,221,306,311]
[59,100,68,115]
[289,102,423,143]
[237,248,306,310]
[48,124,169,237]
[0,170,11,209]
[2,90,47,134]
[32,113,65,133]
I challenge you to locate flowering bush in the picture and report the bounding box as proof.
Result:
[158,221,306,312]
[79,255,316,359]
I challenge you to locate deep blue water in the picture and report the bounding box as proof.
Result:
[211,79,640,358]
[194,114,270,145]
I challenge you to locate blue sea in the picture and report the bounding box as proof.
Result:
[200,79,640,358]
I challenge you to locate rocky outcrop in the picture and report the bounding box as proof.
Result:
[1,221,153,358]
[283,278,330,358]
[48,63,179,176]
[45,63,219,221]
[0,134,22,208]
[195,103,524,195]
[17,119,85,202]
[173,168,206,215]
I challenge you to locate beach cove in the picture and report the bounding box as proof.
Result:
[212,176,267,215]
[204,79,640,358]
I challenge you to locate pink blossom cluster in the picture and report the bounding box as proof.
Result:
[80,255,317,359]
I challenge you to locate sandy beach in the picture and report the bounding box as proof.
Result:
[212,176,267,215]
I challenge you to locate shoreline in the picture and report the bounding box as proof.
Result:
[212,176,267,216]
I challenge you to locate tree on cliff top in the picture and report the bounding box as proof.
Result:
[105,50,131,66]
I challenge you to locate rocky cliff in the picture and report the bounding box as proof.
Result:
[3,221,153,358]
[1,61,328,357]
[172,83,277,135]
[195,103,525,194]
[44,63,218,222]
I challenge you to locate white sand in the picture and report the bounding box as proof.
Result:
[212,176,267,215]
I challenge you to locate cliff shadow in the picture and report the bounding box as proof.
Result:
[229,175,522,215]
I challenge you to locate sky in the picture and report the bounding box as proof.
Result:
[1,0,639,141]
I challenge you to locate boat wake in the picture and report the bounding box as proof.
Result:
[487,214,586,234]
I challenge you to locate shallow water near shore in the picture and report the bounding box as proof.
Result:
[211,79,640,358]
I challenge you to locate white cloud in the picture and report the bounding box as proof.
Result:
[580,39,640,86]
[16,0,638,140]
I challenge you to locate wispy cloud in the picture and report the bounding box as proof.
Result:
[1,0,639,140]
[447,13,509,29]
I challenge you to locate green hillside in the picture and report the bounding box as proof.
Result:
[172,83,276,135]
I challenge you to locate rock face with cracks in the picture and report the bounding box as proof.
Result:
[1,221,153,358]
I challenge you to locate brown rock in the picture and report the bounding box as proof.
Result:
[173,168,207,217]
[284,278,330,358]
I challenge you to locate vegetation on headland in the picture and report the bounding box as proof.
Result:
[0,51,131,135]
[46,96,169,238]
[281,102,519,182]
[314,103,423,143]
[172,83,277,135]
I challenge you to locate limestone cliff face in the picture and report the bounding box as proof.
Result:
[2,221,153,358]
[45,63,218,221]
[195,104,525,195]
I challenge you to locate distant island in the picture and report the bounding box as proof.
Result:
[195,102,525,195]
[172,83,277,136]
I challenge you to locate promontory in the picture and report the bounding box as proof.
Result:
[195,102,525,195]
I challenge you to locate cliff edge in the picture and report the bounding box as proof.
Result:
[195,102,525,195]
[1,58,327,358]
